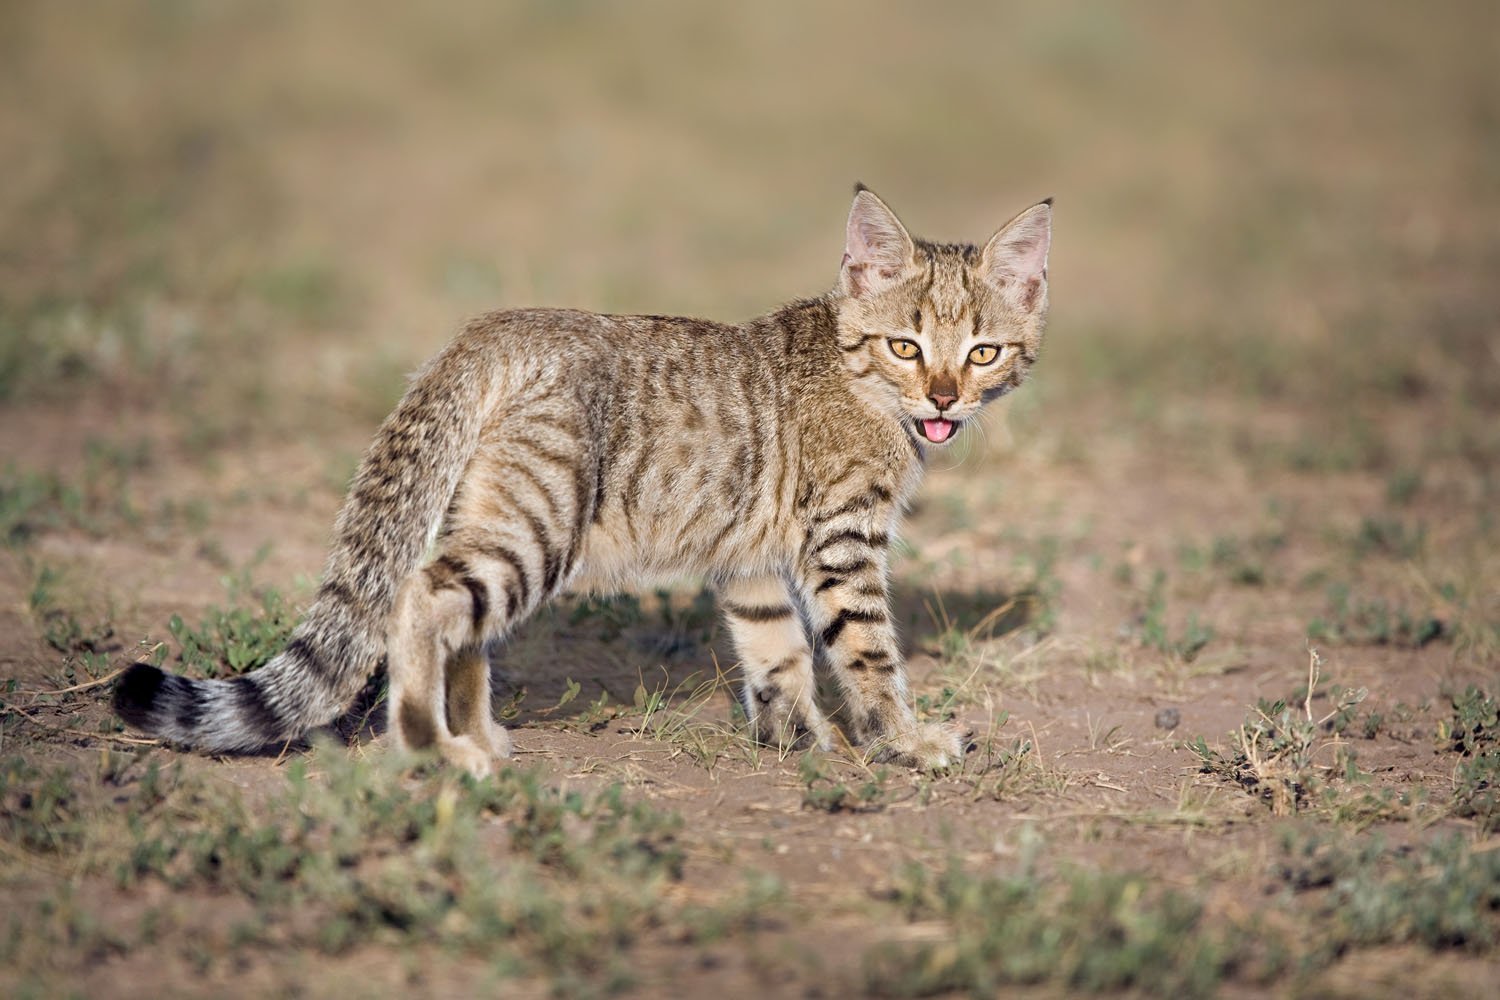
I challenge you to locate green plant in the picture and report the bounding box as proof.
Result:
[1135,571,1215,662]
[867,854,1241,998]
[1441,686,1499,832]
[1190,651,1366,816]
[799,754,892,812]
[1352,515,1426,560]
[165,585,300,678]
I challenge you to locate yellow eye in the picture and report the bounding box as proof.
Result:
[968,344,1000,366]
[889,338,921,360]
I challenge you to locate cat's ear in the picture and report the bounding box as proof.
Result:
[980,199,1052,313]
[841,185,917,298]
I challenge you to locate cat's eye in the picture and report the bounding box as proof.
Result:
[968,344,1002,366]
[888,338,921,360]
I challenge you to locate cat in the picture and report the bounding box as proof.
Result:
[114,186,1052,775]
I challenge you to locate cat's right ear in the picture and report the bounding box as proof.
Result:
[841,186,917,298]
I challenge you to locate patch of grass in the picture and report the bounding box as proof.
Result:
[1196,668,1498,830]
[1440,686,1498,756]
[1385,468,1423,506]
[27,564,114,661]
[0,304,155,403]
[1274,827,1500,958]
[569,592,648,640]
[1277,418,1391,475]
[251,256,349,326]
[1177,532,1279,587]
[629,669,726,746]
[564,588,717,659]
[867,825,1500,999]
[1014,535,1062,636]
[867,853,1244,998]
[1306,582,1446,648]
[912,683,962,724]
[1351,514,1426,561]
[920,588,1057,705]
[0,742,792,990]
[0,468,77,545]
[0,441,152,546]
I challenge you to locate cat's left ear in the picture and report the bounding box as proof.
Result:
[980,199,1052,314]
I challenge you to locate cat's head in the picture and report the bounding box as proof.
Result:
[833,186,1051,446]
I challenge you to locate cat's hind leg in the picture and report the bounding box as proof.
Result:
[388,421,594,774]
[718,574,833,751]
[444,638,513,762]
[386,559,510,777]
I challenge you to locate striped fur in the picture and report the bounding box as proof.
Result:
[114,188,1052,774]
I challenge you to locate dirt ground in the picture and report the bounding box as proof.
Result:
[2,3,1497,998]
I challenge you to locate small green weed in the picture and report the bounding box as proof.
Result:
[166,585,299,678]
[1440,686,1499,832]
[799,754,892,812]
[1190,651,1367,816]
[1134,571,1214,661]
[969,728,1075,800]
[1441,685,1498,756]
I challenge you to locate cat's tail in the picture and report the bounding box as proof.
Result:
[113,325,504,752]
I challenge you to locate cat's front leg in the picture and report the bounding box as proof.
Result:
[717,573,834,751]
[796,498,964,770]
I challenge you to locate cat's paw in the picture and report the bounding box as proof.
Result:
[489,723,514,760]
[870,721,968,771]
[750,692,835,752]
[440,728,511,779]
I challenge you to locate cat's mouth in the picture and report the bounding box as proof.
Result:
[916,417,960,444]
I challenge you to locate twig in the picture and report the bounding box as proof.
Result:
[3,702,160,747]
[1304,647,1321,722]
[15,665,128,703]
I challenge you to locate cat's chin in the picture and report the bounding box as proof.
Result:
[914,417,962,444]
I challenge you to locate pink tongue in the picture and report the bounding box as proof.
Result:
[922,418,954,443]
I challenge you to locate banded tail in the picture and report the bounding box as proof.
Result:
[114,331,501,752]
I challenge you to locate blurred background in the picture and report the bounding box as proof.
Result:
[1,1,1496,652]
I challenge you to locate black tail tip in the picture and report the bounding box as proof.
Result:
[113,662,167,727]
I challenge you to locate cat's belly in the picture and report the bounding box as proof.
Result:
[568,496,796,593]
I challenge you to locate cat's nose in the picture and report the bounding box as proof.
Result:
[929,393,957,411]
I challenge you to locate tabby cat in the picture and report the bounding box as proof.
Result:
[114,187,1053,775]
